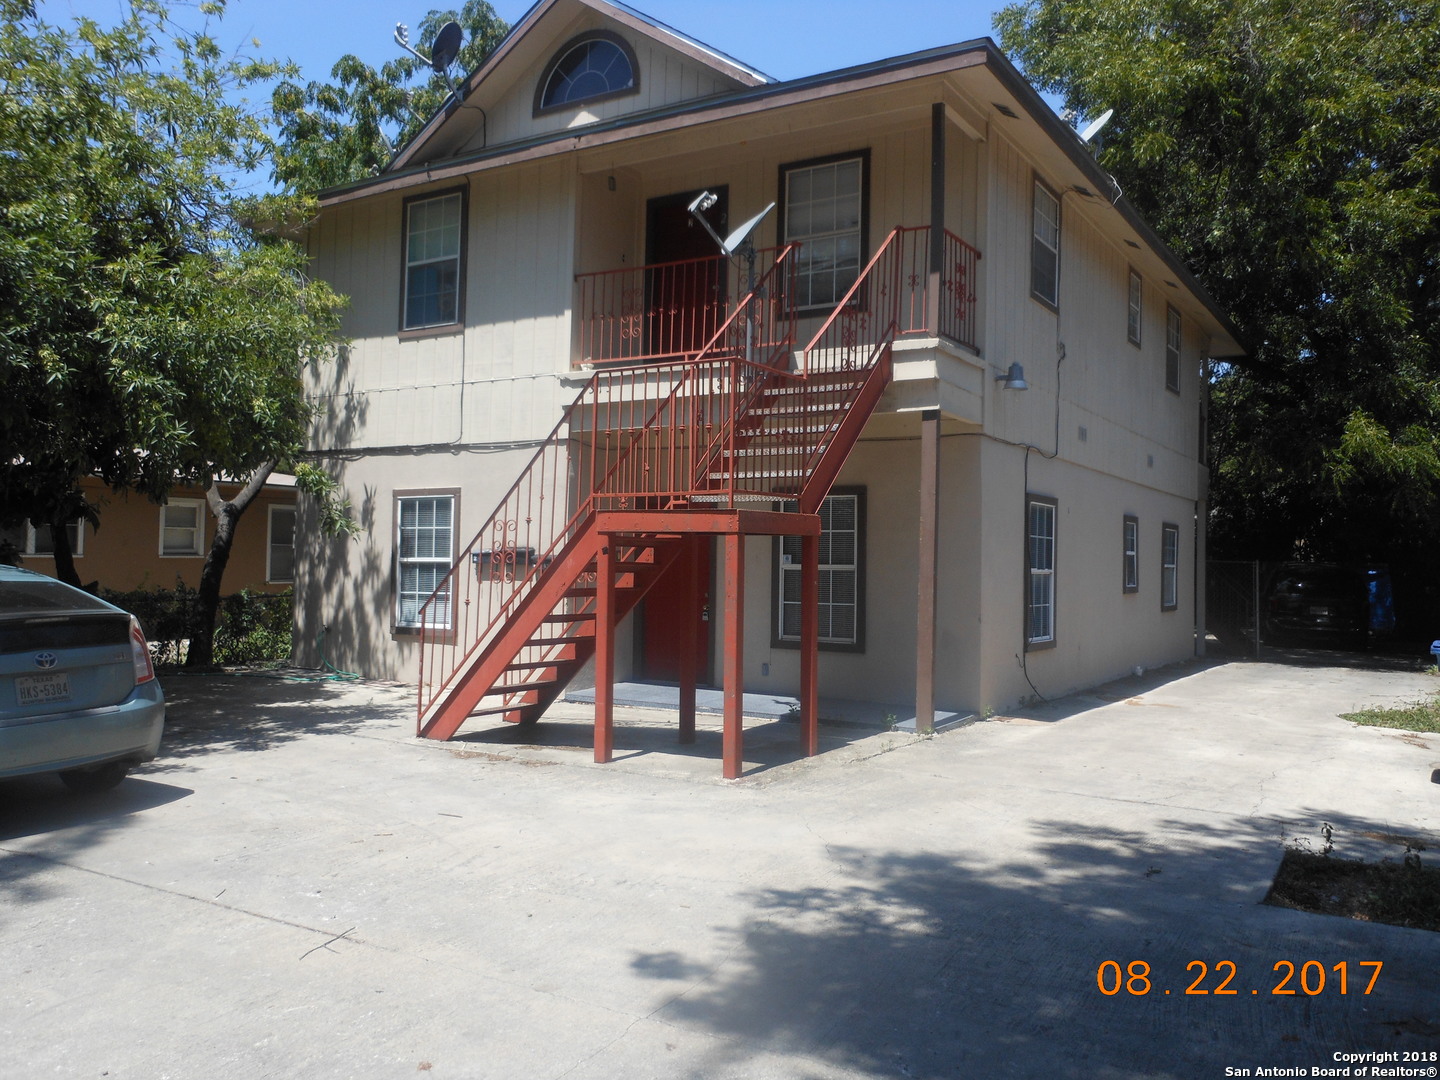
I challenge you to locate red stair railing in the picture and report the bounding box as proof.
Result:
[416,246,799,729]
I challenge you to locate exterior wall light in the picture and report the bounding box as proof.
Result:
[995,362,1029,391]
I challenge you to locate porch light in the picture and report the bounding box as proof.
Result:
[996,363,1029,391]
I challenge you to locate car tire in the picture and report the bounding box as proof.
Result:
[59,761,130,794]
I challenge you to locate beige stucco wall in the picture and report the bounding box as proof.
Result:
[301,70,1216,708]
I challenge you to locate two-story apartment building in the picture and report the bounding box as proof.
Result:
[297,0,1243,775]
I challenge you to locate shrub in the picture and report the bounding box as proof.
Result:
[101,583,292,666]
[214,589,293,665]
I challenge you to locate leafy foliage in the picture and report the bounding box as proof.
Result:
[270,0,508,192]
[104,583,293,666]
[214,588,294,665]
[0,0,346,576]
[996,0,1440,623]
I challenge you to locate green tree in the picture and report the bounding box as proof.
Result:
[996,0,1440,625]
[0,0,349,661]
[270,0,508,192]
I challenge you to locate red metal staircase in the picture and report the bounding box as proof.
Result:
[416,229,925,764]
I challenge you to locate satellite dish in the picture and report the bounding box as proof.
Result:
[722,202,775,256]
[430,20,462,73]
[1080,108,1113,144]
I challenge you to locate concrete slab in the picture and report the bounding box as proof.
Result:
[2,655,1437,1079]
[563,680,927,730]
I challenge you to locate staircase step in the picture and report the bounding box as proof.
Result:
[761,381,864,398]
[467,703,532,719]
[707,469,807,481]
[748,402,850,415]
[723,446,821,458]
[539,611,596,623]
[527,634,592,647]
[493,678,562,693]
[689,493,786,504]
[504,658,570,672]
[736,422,833,434]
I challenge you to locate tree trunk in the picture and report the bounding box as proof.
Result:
[46,512,82,589]
[185,464,275,668]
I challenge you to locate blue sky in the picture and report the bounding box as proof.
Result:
[37,0,1011,87]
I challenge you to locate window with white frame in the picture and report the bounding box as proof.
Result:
[1127,269,1143,347]
[1161,522,1179,611]
[23,519,84,558]
[1165,305,1182,393]
[160,500,205,556]
[396,493,456,630]
[781,153,866,311]
[1032,179,1060,308]
[1123,515,1139,593]
[777,491,863,648]
[403,191,464,331]
[536,32,638,112]
[1027,496,1056,646]
[268,505,296,584]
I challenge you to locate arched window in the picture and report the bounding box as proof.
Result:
[535,32,638,113]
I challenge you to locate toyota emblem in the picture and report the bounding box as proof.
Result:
[34,652,58,670]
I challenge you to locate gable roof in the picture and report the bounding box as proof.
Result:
[389,0,771,172]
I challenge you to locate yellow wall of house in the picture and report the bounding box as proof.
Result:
[14,479,295,596]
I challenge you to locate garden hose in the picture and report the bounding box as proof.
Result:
[317,626,361,681]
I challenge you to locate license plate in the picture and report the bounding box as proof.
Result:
[16,672,71,706]
[1309,605,1332,616]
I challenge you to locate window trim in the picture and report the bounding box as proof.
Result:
[393,488,460,639]
[1031,176,1061,311]
[158,499,206,558]
[24,519,84,558]
[1165,304,1182,394]
[776,149,871,317]
[1161,522,1180,612]
[1026,494,1057,650]
[771,487,866,653]
[1122,515,1139,594]
[266,503,297,585]
[533,30,640,115]
[1127,268,1143,348]
[399,187,467,335]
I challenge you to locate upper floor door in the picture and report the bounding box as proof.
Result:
[644,187,728,360]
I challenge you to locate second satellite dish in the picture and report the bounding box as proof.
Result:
[1080,108,1113,144]
[430,21,463,73]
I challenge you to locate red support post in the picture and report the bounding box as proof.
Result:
[678,534,699,745]
[722,533,745,779]
[594,537,615,763]
[800,532,819,757]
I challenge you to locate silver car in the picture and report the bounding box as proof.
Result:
[0,565,165,793]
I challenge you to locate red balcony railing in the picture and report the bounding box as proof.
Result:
[575,231,979,365]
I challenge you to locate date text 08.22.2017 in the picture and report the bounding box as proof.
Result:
[1096,960,1383,997]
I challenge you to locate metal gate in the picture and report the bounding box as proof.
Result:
[1206,560,1267,658]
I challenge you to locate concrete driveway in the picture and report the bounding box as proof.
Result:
[2,654,1438,1079]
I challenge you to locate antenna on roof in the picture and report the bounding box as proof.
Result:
[1079,108,1113,146]
[394,19,465,97]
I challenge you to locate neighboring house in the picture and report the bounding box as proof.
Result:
[297,0,1244,774]
[5,476,298,594]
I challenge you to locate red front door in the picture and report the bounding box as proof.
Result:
[639,537,712,683]
[645,188,728,358]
